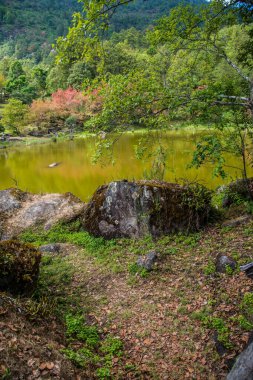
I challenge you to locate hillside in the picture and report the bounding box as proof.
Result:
[0,0,205,61]
[0,0,79,61]
[110,0,206,32]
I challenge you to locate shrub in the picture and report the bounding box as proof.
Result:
[0,240,41,295]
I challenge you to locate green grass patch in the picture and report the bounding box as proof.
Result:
[20,221,116,258]
[62,314,124,379]
[192,309,233,349]
[31,253,80,317]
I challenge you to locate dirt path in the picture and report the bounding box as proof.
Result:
[63,221,253,379]
[1,219,252,379]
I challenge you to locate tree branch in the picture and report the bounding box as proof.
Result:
[213,42,251,83]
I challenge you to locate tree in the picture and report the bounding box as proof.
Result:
[148,4,253,179]
[5,61,37,103]
[1,98,28,134]
[0,73,5,100]
[67,61,95,89]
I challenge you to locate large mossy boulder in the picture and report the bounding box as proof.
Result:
[82,180,212,239]
[0,240,41,295]
[0,188,86,240]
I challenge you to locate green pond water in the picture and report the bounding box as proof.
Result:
[0,131,251,202]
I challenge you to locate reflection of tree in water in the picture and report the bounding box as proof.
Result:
[0,133,252,199]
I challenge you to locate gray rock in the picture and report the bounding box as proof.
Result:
[136,251,158,271]
[240,262,253,280]
[0,189,86,240]
[0,188,26,214]
[227,341,253,380]
[39,244,61,253]
[83,180,211,239]
[216,253,237,273]
[222,216,251,228]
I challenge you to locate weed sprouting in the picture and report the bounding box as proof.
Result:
[21,223,115,255]
[203,260,216,275]
[62,314,124,378]
[128,262,149,278]
[192,310,232,349]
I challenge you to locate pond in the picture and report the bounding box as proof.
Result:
[0,131,251,202]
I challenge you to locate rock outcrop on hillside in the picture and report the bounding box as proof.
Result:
[0,188,85,240]
[82,180,212,239]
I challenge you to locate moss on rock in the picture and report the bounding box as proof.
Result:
[83,180,213,239]
[0,240,41,295]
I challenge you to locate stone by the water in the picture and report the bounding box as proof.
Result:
[0,188,86,240]
[82,180,212,239]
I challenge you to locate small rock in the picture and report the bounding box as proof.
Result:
[136,251,158,271]
[222,215,251,228]
[216,253,236,273]
[39,244,61,253]
[240,262,253,280]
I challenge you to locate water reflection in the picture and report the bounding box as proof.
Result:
[0,131,250,202]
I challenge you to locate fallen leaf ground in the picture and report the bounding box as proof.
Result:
[0,216,252,379]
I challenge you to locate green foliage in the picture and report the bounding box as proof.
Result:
[193,310,232,348]
[20,222,116,257]
[96,367,111,379]
[240,292,253,323]
[128,263,149,278]
[181,181,213,212]
[62,313,123,376]
[207,317,232,349]
[225,265,234,275]
[203,260,216,275]
[1,98,28,134]
[100,336,123,357]
[237,315,253,331]
[1,367,12,380]
[0,0,79,61]
[65,314,100,347]
[245,201,253,214]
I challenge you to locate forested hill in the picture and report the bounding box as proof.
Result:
[110,0,206,32]
[0,0,79,61]
[0,0,205,61]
